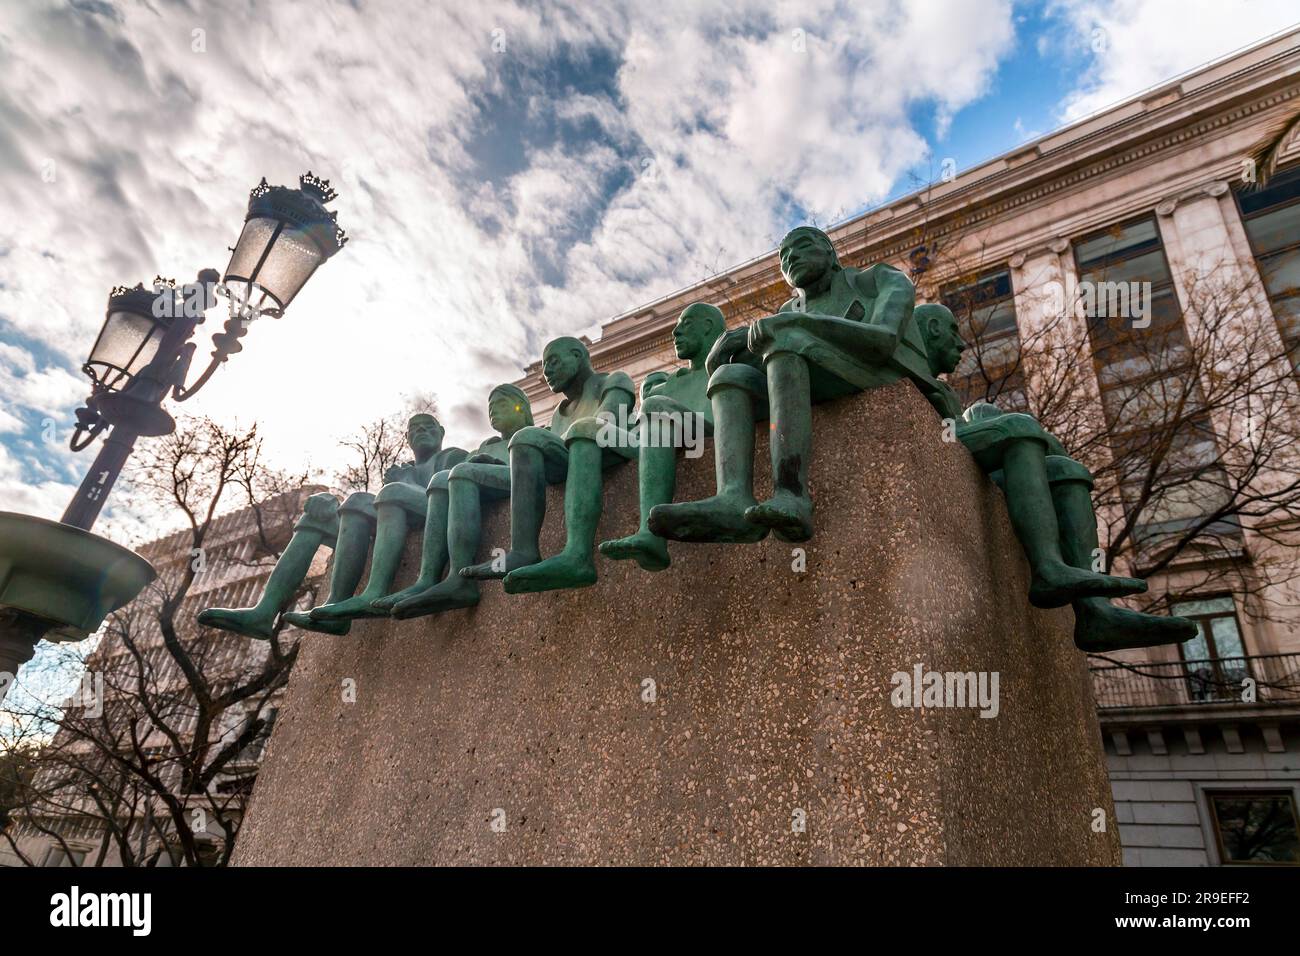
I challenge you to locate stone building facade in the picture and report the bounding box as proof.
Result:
[513,30,1300,866]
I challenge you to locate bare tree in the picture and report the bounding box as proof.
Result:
[944,251,1300,623]
[336,391,440,492]
[2,417,316,866]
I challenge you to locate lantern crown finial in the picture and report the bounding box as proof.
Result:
[300,171,338,204]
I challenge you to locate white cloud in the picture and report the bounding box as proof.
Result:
[1047,0,1299,121]
[0,0,1017,535]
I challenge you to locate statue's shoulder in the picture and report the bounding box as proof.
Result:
[595,368,635,398]
[846,262,911,295]
[435,446,469,470]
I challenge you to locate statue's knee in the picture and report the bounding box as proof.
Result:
[563,417,606,446]
[508,425,549,448]
[707,363,768,400]
[342,491,375,509]
[374,482,408,506]
[427,470,451,493]
[1046,455,1094,488]
[640,394,679,417]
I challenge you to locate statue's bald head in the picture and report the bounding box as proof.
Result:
[673,302,726,362]
[541,336,592,393]
[779,225,841,291]
[915,303,967,377]
[406,412,444,457]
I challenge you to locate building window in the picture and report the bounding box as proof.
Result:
[939,266,1027,409]
[41,845,87,867]
[1208,791,1300,864]
[1234,163,1300,371]
[1072,217,1239,556]
[1171,596,1248,702]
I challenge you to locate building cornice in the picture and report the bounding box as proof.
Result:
[516,29,1300,392]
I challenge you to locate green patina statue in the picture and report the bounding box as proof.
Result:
[197,414,465,638]
[599,302,727,572]
[914,303,1196,651]
[372,385,534,619]
[459,336,637,594]
[649,225,932,544]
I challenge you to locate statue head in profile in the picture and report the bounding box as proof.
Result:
[779,226,841,291]
[486,384,534,438]
[916,303,968,377]
[406,413,445,462]
[672,302,726,363]
[541,336,592,393]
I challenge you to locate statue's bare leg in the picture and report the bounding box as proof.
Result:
[311,502,412,621]
[600,440,675,571]
[649,367,768,543]
[504,435,604,593]
[372,479,450,612]
[280,508,374,635]
[744,350,814,542]
[198,525,326,640]
[394,463,507,617]
[1050,474,1195,650]
[1000,440,1146,608]
[461,441,549,580]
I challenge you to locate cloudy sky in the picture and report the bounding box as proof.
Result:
[1,0,1297,542]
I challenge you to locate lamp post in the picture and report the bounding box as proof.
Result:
[0,173,346,700]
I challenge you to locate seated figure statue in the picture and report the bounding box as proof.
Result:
[197,414,465,638]
[370,384,534,618]
[649,224,930,544]
[456,336,636,594]
[599,302,727,572]
[915,303,1196,651]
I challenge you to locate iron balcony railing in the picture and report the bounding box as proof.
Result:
[1090,653,1300,710]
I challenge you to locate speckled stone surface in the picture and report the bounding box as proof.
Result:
[234,382,1120,866]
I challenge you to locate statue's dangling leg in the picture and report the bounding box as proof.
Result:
[392,470,489,617]
[197,525,327,640]
[311,501,412,621]
[745,350,813,542]
[649,367,768,543]
[600,434,677,571]
[462,439,550,580]
[280,505,375,635]
[1050,471,1196,650]
[504,433,605,593]
[372,480,450,613]
[1000,440,1146,608]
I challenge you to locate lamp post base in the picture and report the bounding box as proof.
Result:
[0,611,49,699]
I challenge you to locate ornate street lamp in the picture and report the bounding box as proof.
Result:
[0,173,347,700]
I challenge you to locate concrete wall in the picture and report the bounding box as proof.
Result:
[235,383,1120,866]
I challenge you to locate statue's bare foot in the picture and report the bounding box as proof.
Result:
[459,550,540,581]
[370,578,438,613]
[280,611,350,635]
[745,491,813,542]
[310,595,387,622]
[648,494,768,543]
[599,530,670,572]
[504,552,598,594]
[1029,562,1147,609]
[1073,598,1196,652]
[390,578,480,619]
[197,607,275,640]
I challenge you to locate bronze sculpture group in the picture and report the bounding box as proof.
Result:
[199,226,1196,653]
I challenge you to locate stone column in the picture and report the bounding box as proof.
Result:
[1156,181,1300,647]
[1008,241,1126,563]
